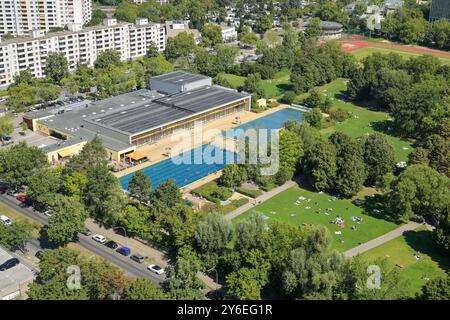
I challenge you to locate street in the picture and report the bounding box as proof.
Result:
[0,193,165,286]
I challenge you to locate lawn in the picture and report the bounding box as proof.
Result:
[218,70,291,99]
[232,186,399,252]
[360,226,450,298]
[298,78,414,162]
[351,46,450,65]
[0,203,41,237]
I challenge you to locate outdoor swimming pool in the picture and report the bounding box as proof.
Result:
[119,144,236,190]
[119,108,305,190]
[223,107,304,139]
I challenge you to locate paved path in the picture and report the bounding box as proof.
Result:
[225,180,297,221]
[344,221,422,257]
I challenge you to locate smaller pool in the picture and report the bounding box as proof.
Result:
[119,144,236,190]
[223,108,304,139]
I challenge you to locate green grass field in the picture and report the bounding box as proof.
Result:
[360,226,450,298]
[233,186,399,252]
[351,46,450,65]
[218,70,290,99]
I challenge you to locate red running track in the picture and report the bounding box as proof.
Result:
[339,40,450,58]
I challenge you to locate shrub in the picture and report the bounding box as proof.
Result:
[329,108,350,122]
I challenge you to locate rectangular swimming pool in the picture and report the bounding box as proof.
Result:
[119,145,236,190]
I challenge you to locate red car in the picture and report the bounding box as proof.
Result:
[16,194,27,203]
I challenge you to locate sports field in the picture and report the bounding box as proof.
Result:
[360,225,450,298]
[233,186,399,252]
[340,40,450,65]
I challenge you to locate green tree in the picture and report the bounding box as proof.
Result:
[94,49,122,69]
[240,26,259,46]
[219,164,247,188]
[27,166,63,207]
[13,69,35,85]
[45,52,69,84]
[165,32,196,61]
[243,73,264,99]
[150,179,183,209]
[226,267,263,300]
[235,212,267,255]
[118,204,150,238]
[201,24,223,47]
[363,133,395,186]
[128,170,152,201]
[46,196,87,246]
[0,142,48,188]
[122,278,167,300]
[305,108,323,129]
[420,276,450,300]
[86,9,107,27]
[302,140,337,191]
[0,219,35,252]
[278,129,303,179]
[65,136,108,173]
[259,15,273,33]
[0,114,14,138]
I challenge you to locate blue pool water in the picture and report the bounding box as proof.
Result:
[119,108,304,190]
[120,145,236,190]
[223,108,304,139]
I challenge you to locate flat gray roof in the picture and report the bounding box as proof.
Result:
[88,85,249,135]
[152,71,210,86]
[0,246,35,298]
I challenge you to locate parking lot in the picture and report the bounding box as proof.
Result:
[0,113,61,150]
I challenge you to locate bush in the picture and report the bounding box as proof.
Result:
[235,187,263,198]
[211,187,233,201]
[281,91,296,104]
[329,108,350,122]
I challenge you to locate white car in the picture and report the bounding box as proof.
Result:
[92,234,107,244]
[147,264,165,275]
[0,215,12,226]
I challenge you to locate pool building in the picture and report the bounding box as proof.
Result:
[23,71,251,163]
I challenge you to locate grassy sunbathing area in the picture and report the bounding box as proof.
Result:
[360,225,450,298]
[233,186,399,252]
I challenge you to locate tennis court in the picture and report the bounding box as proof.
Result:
[223,108,304,139]
[119,144,236,190]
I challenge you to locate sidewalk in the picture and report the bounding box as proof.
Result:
[224,180,297,221]
[84,219,219,291]
[343,221,422,257]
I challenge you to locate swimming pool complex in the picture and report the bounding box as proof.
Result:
[119,108,304,190]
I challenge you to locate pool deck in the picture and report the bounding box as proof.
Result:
[114,104,294,178]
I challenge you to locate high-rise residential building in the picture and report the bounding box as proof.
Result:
[0,18,166,88]
[0,0,92,36]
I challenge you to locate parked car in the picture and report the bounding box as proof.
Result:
[92,234,107,244]
[105,240,118,249]
[130,254,144,264]
[0,258,20,271]
[16,194,27,203]
[0,185,8,194]
[7,189,19,197]
[116,246,131,256]
[0,215,12,226]
[147,264,165,275]
[81,228,92,236]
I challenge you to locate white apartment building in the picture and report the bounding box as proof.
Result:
[220,24,237,42]
[0,0,92,36]
[0,18,166,88]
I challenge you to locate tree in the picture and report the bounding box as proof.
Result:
[281,91,296,104]
[303,89,323,109]
[226,267,263,300]
[329,132,366,197]
[164,32,196,61]
[146,42,160,58]
[94,49,122,69]
[387,164,450,222]
[363,133,395,186]
[201,24,223,47]
[420,276,450,300]
[122,278,167,300]
[240,26,259,46]
[65,136,108,173]
[46,196,87,246]
[302,140,337,191]
[243,73,264,99]
[166,249,205,300]
[45,52,69,84]
[118,204,150,238]
[128,170,152,201]
[305,108,323,129]
[13,68,35,85]
[304,17,324,40]
[259,15,273,33]
[143,55,174,76]
[0,219,35,252]
[150,179,183,209]
[27,166,63,207]
[235,212,267,255]
[219,164,247,188]
[86,9,107,27]
[0,142,48,188]
[399,18,426,44]
[195,213,232,265]
[278,129,303,179]
[0,114,14,138]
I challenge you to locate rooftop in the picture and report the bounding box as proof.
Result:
[152,71,210,86]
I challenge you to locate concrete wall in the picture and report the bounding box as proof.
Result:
[150,78,182,95]
[183,78,212,92]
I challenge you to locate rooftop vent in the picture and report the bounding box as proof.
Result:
[121,111,127,114]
